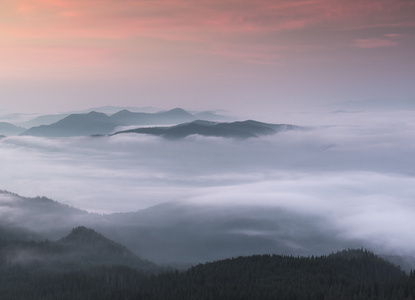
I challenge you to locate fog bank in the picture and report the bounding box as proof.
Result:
[1,110,415,255]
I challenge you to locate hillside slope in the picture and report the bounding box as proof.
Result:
[0,122,26,136]
[0,226,158,273]
[21,111,118,137]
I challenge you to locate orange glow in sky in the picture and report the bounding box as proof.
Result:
[1,0,414,114]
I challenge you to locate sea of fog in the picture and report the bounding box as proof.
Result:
[1,110,415,255]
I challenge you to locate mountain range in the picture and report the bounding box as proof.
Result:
[12,106,161,128]
[4,107,300,138]
[17,108,233,137]
[22,111,118,137]
[18,113,70,128]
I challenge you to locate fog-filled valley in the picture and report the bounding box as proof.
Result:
[1,107,415,298]
[1,108,415,259]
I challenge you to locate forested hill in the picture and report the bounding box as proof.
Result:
[144,249,410,300]
[2,248,415,300]
[0,226,159,274]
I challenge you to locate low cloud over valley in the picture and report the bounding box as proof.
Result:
[1,110,415,260]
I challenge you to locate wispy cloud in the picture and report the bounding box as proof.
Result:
[354,37,398,48]
[1,0,413,67]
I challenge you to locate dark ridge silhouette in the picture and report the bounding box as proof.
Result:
[113,120,300,139]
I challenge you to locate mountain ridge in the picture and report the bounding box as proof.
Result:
[0,122,26,136]
[113,119,300,139]
[21,111,118,137]
[20,108,231,137]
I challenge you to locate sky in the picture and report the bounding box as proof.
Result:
[1,0,414,116]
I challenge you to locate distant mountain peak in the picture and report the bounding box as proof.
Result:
[161,108,193,116]
[111,109,133,116]
[21,111,117,137]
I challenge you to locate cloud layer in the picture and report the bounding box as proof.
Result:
[1,110,415,254]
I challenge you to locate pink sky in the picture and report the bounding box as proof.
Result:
[1,0,414,115]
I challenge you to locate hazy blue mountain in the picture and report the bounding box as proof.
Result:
[18,113,69,128]
[21,111,118,137]
[83,105,160,114]
[110,108,195,126]
[113,120,300,139]
[16,106,160,128]
[0,112,36,123]
[193,111,231,121]
[19,108,231,137]
[0,122,26,136]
